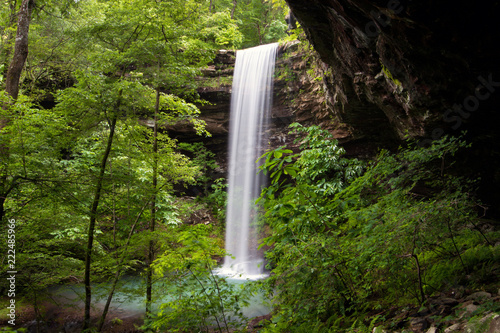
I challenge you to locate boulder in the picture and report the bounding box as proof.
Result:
[465,291,493,302]
[444,323,462,333]
[410,317,429,332]
[425,326,438,333]
[465,313,500,333]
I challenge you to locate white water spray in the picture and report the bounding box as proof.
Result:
[220,43,278,279]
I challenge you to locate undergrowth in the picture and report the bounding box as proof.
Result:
[257,124,498,332]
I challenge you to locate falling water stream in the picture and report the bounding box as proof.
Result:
[40,44,278,331]
[219,43,279,279]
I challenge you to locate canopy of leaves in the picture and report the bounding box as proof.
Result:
[0,0,244,315]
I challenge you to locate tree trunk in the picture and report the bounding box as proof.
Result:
[1,0,20,70]
[83,114,118,331]
[257,23,262,44]
[230,0,237,19]
[5,0,34,100]
[146,88,160,316]
[1,0,34,216]
[97,199,150,332]
[0,191,6,225]
[0,176,18,225]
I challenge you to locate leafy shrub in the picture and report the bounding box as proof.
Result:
[203,178,228,223]
[178,142,220,195]
[257,124,364,327]
[147,224,250,333]
[258,125,495,331]
[149,273,249,333]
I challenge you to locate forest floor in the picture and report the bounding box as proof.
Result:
[1,287,499,332]
[366,288,500,333]
[0,298,143,332]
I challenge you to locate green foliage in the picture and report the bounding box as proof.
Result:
[178,142,220,194]
[3,0,498,331]
[148,273,250,332]
[275,62,297,84]
[257,124,364,328]
[0,90,200,284]
[258,126,496,331]
[202,11,244,48]
[380,61,402,88]
[211,0,288,48]
[0,327,27,332]
[264,19,288,44]
[203,178,228,223]
[279,26,304,45]
[1,3,244,328]
[147,224,250,332]
[1,22,209,323]
[110,317,123,326]
[0,0,281,330]
[198,75,234,88]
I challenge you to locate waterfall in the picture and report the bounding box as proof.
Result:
[221,43,278,278]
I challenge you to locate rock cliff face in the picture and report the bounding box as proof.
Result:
[167,45,324,171]
[168,1,500,213]
[284,0,500,216]
[285,0,500,141]
[164,50,235,176]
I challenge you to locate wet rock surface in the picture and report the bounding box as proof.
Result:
[371,289,500,333]
[285,0,500,139]
[285,0,500,217]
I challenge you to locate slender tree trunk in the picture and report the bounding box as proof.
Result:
[189,268,224,333]
[146,88,160,316]
[0,0,35,222]
[208,266,230,332]
[83,114,118,331]
[0,177,17,225]
[97,198,151,332]
[230,0,237,19]
[257,23,262,44]
[32,287,41,333]
[1,0,20,70]
[209,0,213,13]
[1,0,34,222]
[0,195,5,225]
[5,0,34,100]
[412,253,425,305]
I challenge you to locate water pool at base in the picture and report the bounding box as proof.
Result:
[49,274,270,320]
